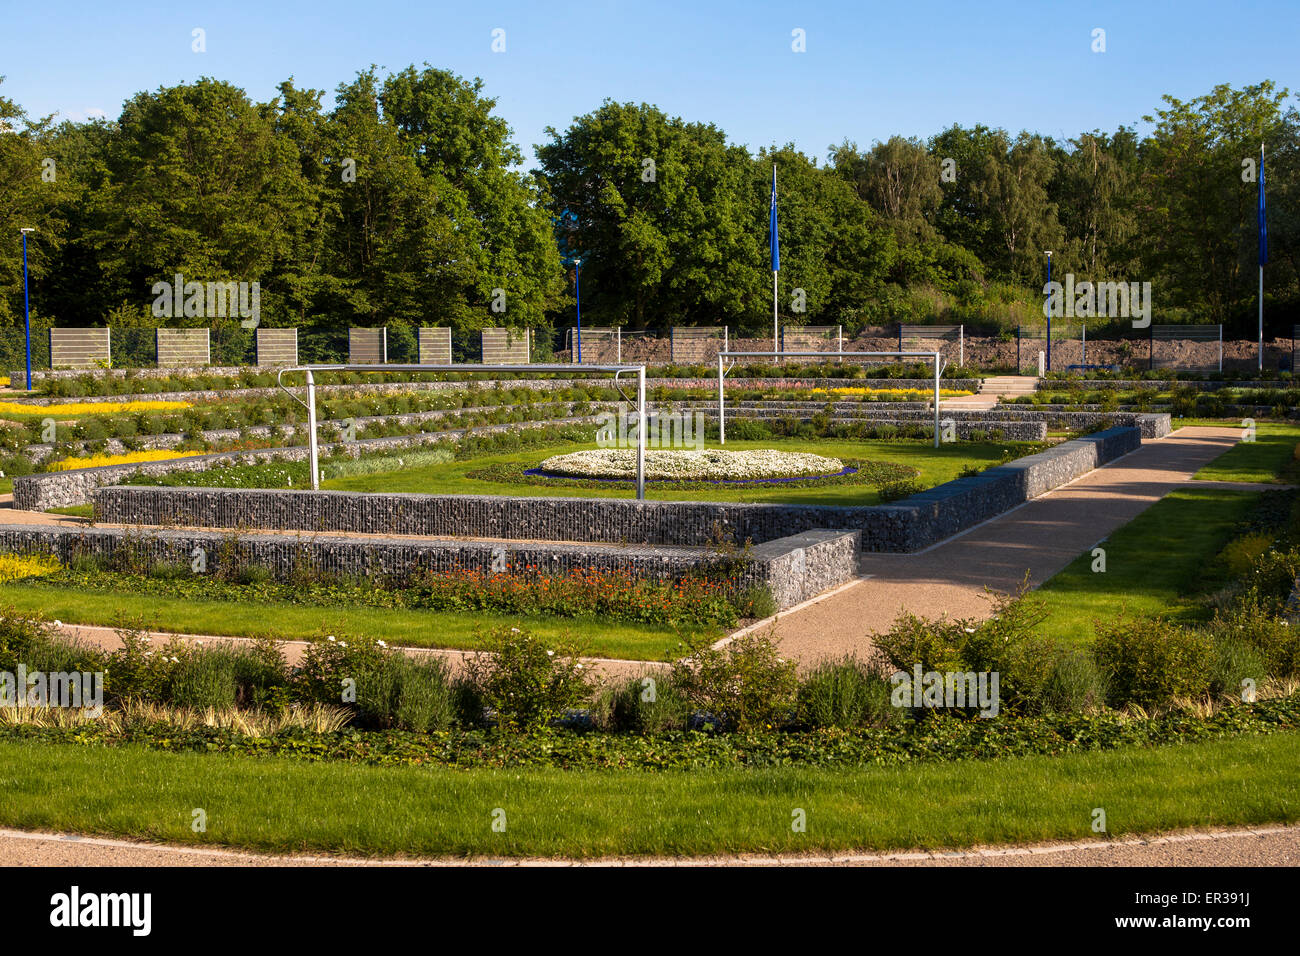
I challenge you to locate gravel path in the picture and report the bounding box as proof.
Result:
[763,426,1246,665]
[0,823,1293,867]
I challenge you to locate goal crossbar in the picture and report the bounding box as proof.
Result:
[276,362,650,499]
[716,350,945,448]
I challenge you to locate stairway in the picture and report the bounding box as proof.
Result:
[940,375,1039,410]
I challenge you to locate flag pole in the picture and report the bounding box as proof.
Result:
[770,162,780,363]
[1259,142,1266,371]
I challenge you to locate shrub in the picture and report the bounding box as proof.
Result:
[1042,649,1105,713]
[958,593,1060,714]
[1209,638,1267,701]
[1219,532,1274,578]
[878,478,922,502]
[672,631,798,732]
[1092,617,1214,708]
[1209,596,1300,678]
[462,627,592,732]
[796,657,894,729]
[590,672,690,733]
[168,645,239,710]
[871,611,966,675]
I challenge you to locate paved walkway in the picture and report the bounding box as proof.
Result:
[0,823,1292,867]
[765,426,1246,664]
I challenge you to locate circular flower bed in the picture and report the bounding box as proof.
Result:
[534,448,846,482]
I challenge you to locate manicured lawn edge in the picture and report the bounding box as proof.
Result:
[0,582,691,660]
[0,732,1294,857]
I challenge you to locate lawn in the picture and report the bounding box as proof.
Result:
[322,438,1034,506]
[0,581,694,660]
[0,731,1293,858]
[1192,421,1300,484]
[1032,487,1260,645]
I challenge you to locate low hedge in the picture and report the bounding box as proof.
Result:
[4,692,1297,772]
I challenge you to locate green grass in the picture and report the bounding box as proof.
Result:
[1193,421,1300,484]
[0,581,695,660]
[323,438,1030,506]
[1033,487,1259,645]
[0,731,1293,857]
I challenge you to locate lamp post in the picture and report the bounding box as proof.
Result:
[20,228,35,391]
[1043,250,1053,373]
[574,257,582,365]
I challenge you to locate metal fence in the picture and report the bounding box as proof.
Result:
[1150,324,1222,372]
[900,324,963,366]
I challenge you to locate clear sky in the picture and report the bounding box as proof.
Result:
[2,0,1296,165]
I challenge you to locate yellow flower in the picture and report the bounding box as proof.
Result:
[47,449,207,471]
[0,400,192,417]
[0,553,61,583]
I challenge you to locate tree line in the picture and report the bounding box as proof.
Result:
[1,68,1296,347]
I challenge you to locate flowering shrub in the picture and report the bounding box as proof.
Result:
[537,448,845,481]
[462,628,592,732]
[50,560,751,627]
[0,554,61,584]
[47,449,206,471]
[809,387,974,400]
[0,400,191,417]
[671,632,799,732]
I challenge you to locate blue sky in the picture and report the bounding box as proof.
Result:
[2,0,1297,165]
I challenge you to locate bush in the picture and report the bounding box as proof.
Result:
[1092,617,1214,708]
[796,657,894,729]
[168,645,239,709]
[1042,649,1105,713]
[590,672,690,733]
[877,479,922,502]
[1209,638,1267,701]
[462,627,592,732]
[1208,596,1300,678]
[672,631,798,732]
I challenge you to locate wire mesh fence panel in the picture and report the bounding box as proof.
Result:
[255,328,299,367]
[49,327,112,369]
[417,327,452,365]
[482,328,530,364]
[670,326,728,364]
[348,328,387,364]
[0,328,52,377]
[1015,325,1085,373]
[1150,324,1222,372]
[781,325,841,353]
[899,325,963,366]
[567,327,621,363]
[156,328,211,367]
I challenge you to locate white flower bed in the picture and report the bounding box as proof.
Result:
[537,448,845,481]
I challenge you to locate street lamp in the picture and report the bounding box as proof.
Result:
[1043,250,1053,373]
[573,258,583,365]
[20,228,36,391]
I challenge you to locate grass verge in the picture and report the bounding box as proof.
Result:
[0,582,694,660]
[0,732,1293,857]
[1032,487,1259,645]
[1192,421,1300,484]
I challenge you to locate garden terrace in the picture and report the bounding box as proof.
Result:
[0,522,858,613]
[12,418,601,511]
[90,425,1141,553]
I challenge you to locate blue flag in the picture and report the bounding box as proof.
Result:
[1259,146,1268,267]
[770,164,780,273]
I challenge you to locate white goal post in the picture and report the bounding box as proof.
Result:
[277,362,650,499]
[716,350,946,448]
